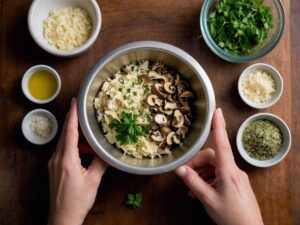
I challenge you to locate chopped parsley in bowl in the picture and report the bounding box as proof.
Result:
[200,0,285,62]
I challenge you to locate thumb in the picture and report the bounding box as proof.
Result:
[175,166,216,203]
[87,157,108,184]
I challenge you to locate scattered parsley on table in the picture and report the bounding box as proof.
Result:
[125,193,143,209]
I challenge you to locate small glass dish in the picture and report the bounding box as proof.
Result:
[200,0,285,63]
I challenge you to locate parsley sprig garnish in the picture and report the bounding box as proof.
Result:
[125,193,143,209]
[208,0,273,55]
[109,112,149,145]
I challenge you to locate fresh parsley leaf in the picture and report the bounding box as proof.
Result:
[125,193,142,209]
[109,112,147,145]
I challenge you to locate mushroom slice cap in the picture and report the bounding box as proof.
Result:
[184,114,191,126]
[152,83,166,98]
[166,132,175,145]
[147,94,162,107]
[138,74,150,83]
[177,81,189,94]
[178,91,194,106]
[166,132,181,145]
[151,130,166,142]
[172,110,184,128]
[160,126,172,135]
[148,71,169,82]
[176,126,189,139]
[154,114,168,125]
[165,101,177,110]
[163,82,176,94]
[174,74,181,85]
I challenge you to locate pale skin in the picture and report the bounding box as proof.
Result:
[48,99,263,225]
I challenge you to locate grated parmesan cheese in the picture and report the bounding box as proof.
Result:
[30,115,53,139]
[242,69,276,103]
[43,7,92,51]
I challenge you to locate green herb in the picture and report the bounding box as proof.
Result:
[242,119,283,160]
[144,86,150,95]
[109,112,146,145]
[125,193,142,209]
[208,0,273,55]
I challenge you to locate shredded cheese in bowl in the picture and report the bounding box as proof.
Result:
[242,69,276,103]
[43,7,92,51]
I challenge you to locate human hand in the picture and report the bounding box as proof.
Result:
[175,109,263,225]
[47,98,108,225]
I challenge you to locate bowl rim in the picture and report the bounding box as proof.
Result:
[237,63,283,109]
[21,64,62,104]
[22,109,58,145]
[78,41,216,175]
[236,113,292,168]
[27,0,102,57]
[200,0,286,63]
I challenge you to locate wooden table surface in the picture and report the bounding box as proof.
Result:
[0,0,299,225]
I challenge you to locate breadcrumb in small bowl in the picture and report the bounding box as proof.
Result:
[22,109,58,145]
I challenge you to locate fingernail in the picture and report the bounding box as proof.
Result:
[218,108,223,118]
[71,97,76,105]
[176,166,187,177]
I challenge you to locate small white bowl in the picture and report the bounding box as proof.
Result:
[28,0,101,57]
[21,65,61,104]
[236,113,291,168]
[238,63,283,109]
[22,109,58,145]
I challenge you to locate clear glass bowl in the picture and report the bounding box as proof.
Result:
[200,0,285,63]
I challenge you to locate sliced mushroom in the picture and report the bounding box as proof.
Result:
[147,95,163,107]
[179,105,191,114]
[166,132,181,145]
[184,114,191,126]
[164,101,177,110]
[167,94,176,103]
[159,141,168,149]
[174,74,181,85]
[176,126,189,139]
[138,74,150,83]
[150,130,166,142]
[151,83,166,98]
[163,82,176,94]
[178,91,194,106]
[177,81,189,94]
[148,71,169,82]
[151,122,160,130]
[160,126,172,135]
[154,114,168,125]
[172,110,184,128]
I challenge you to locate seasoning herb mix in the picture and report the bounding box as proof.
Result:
[242,119,283,160]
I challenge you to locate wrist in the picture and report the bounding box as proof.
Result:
[47,213,84,225]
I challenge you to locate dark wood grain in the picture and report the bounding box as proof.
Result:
[0,0,296,225]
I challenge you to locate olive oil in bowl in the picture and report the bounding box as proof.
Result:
[22,65,61,104]
[28,70,58,100]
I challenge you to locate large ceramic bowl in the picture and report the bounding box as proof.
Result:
[78,41,216,175]
[200,0,285,63]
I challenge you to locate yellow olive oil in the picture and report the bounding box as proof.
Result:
[28,70,57,100]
